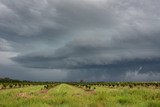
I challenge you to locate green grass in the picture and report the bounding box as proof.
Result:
[0,84,160,107]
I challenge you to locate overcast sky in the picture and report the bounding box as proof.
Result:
[0,0,160,81]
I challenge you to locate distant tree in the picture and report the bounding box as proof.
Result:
[80,80,84,83]
[9,84,13,88]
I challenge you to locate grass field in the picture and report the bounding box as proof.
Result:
[0,84,160,107]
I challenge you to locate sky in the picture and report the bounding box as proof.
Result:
[0,0,160,82]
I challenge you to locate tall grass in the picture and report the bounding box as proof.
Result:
[0,84,160,107]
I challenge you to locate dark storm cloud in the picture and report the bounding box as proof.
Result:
[12,31,160,69]
[0,0,115,42]
[65,59,160,82]
[0,0,160,81]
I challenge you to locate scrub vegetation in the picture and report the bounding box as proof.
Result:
[0,78,160,107]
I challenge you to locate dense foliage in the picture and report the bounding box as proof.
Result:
[1,77,160,90]
[0,77,60,89]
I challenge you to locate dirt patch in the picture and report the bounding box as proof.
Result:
[72,93,81,96]
[17,92,30,98]
[86,90,97,95]
[40,89,48,94]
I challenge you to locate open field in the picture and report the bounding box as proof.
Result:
[0,83,160,107]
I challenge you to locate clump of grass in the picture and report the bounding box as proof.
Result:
[117,98,131,105]
[147,101,160,107]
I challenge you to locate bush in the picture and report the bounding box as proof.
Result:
[9,84,13,88]
[2,84,7,89]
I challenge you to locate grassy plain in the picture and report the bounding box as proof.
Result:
[0,84,160,107]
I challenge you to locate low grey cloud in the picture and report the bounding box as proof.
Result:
[124,67,160,81]
[0,0,160,81]
[0,38,13,51]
